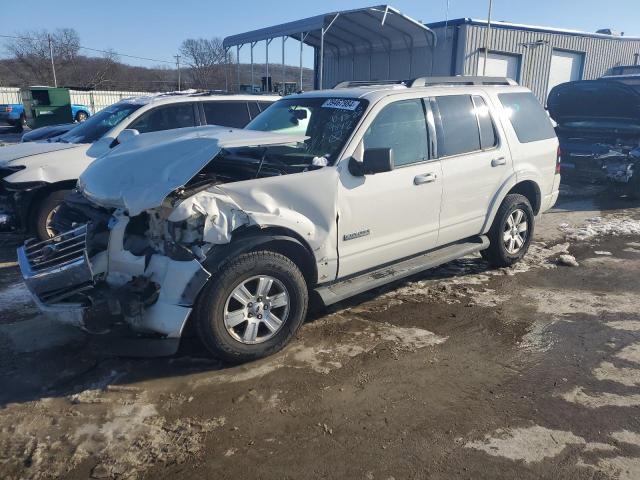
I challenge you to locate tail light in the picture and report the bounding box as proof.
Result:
[556,146,562,174]
[3,105,12,112]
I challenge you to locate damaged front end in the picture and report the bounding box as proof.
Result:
[18,200,211,348]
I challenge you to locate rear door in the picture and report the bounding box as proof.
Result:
[433,93,512,246]
[337,98,443,278]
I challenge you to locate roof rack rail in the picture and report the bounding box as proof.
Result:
[409,76,518,87]
[333,80,408,89]
[333,76,518,89]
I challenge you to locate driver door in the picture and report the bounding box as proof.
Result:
[336,98,443,278]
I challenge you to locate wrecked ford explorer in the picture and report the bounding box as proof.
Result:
[18,77,560,362]
[548,78,640,196]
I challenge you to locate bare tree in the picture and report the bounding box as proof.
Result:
[4,28,81,85]
[179,37,229,89]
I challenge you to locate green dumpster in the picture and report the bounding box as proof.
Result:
[21,87,73,129]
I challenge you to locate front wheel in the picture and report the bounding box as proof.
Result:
[34,189,71,240]
[195,250,308,363]
[481,194,534,268]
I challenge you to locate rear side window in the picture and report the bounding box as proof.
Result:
[498,92,556,143]
[248,102,261,119]
[129,103,197,134]
[362,99,429,166]
[203,101,251,128]
[472,96,497,149]
[436,95,480,156]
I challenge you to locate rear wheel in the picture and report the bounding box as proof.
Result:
[34,189,71,240]
[195,250,308,363]
[75,111,88,122]
[481,193,534,268]
[14,114,26,132]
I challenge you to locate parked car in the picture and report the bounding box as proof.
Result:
[548,78,640,196]
[18,77,560,361]
[21,123,77,143]
[0,103,91,131]
[0,93,279,239]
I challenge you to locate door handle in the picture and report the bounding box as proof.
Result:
[414,173,438,185]
[491,157,507,167]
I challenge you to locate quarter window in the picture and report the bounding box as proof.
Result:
[129,103,197,134]
[362,99,429,167]
[498,92,556,143]
[472,96,498,149]
[435,95,481,157]
[203,101,251,128]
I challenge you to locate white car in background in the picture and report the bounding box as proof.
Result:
[0,93,279,239]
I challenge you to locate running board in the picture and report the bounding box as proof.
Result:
[315,236,489,306]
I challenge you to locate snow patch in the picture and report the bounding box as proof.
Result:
[593,361,640,387]
[606,320,640,332]
[465,425,585,463]
[560,386,640,408]
[559,216,640,241]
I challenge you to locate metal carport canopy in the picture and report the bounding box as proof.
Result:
[222,5,436,89]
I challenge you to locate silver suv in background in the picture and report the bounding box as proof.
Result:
[18,77,560,362]
[0,93,279,239]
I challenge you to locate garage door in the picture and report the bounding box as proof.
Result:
[477,52,520,81]
[547,50,583,96]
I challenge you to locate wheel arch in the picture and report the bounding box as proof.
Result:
[25,181,77,233]
[202,225,319,287]
[482,175,542,234]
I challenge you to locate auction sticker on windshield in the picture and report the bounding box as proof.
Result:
[322,99,361,110]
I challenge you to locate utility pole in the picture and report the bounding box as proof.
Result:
[48,34,57,87]
[174,54,181,91]
[482,0,493,76]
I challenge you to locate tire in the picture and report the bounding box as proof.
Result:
[481,193,534,268]
[75,111,88,122]
[195,250,308,363]
[34,189,71,240]
[14,114,26,132]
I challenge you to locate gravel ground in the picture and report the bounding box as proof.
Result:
[1,134,640,479]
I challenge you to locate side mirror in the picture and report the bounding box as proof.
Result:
[116,128,140,145]
[363,148,394,174]
[348,148,395,176]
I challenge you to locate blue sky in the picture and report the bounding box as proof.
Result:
[1,0,638,69]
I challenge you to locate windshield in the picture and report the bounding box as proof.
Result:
[56,101,143,144]
[242,97,368,166]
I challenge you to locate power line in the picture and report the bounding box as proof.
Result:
[0,33,175,65]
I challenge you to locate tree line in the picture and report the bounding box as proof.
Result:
[0,28,313,92]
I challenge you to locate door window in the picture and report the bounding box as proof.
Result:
[362,99,429,166]
[435,95,481,157]
[129,103,197,134]
[472,96,497,149]
[203,101,251,128]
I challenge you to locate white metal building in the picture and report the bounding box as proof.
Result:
[223,5,640,102]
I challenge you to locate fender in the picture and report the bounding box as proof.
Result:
[195,230,318,293]
[481,169,543,234]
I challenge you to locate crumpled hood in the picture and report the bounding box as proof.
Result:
[78,125,308,216]
[0,141,80,166]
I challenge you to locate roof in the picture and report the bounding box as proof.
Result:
[118,93,281,107]
[426,18,640,41]
[223,5,436,55]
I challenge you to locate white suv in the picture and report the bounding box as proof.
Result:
[0,93,279,239]
[18,77,560,362]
